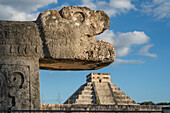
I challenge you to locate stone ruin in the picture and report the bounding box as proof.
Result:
[64,73,137,105]
[0,6,115,110]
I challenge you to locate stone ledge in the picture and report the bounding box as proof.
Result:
[42,104,170,112]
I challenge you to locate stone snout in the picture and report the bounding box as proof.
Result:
[0,6,115,70]
[37,6,115,70]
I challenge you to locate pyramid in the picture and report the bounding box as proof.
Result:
[64,73,137,105]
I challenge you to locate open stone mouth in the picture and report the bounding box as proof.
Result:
[38,39,115,71]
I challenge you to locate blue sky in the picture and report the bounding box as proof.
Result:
[0,0,170,104]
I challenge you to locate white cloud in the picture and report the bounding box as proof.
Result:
[56,3,69,11]
[141,0,170,20]
[81,0,97,10]
[96,30,150,57]
[116,47,131,57]
[116,59,144,64]
[114,31,150,57]
[0,4,38,21]
[80,0,136,17]
[0,0,58,12]
[138,44,157,58]
[0,0,58,21]
[110,0,135,9]
[96,30,115,44]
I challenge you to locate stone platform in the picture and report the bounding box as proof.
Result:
[42,104,170,113]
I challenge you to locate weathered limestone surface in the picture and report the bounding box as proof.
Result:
[0,6,115,110]
[0,58,40,110]
[42,104,170,113]
[37,6,114,70]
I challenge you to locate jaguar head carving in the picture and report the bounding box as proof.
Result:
[35,6,115,70]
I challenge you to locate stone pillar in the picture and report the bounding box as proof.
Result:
[0,58,40,110]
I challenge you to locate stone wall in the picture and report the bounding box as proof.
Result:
[42,104,170,113]
[86,73,111,83]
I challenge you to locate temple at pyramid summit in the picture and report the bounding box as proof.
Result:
[64,73,137,105]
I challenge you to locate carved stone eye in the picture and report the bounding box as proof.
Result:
[72,12,85,25]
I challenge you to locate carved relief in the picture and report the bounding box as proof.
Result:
[72,12,85,25]
[25,45,37,56]
[7,72,24,110]
[0,44,39,57]
[10,45,18,54]
[0,72,7,110]
[0,65,30,110]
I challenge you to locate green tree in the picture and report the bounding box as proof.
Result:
[139,101,155,105]
[156,102,169,105]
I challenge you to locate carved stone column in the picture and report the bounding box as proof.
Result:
[0,58,40,110]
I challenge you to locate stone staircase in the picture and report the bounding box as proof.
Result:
[64,82,137,105]
[94,82,115,104]
[110,83,136,105]
[64,83,96,104]
[75,83,95,104]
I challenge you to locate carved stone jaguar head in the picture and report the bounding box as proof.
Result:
[36,6,115,70]
[0,6,115,70]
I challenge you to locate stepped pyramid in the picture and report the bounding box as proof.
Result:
[64,73,137,105]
